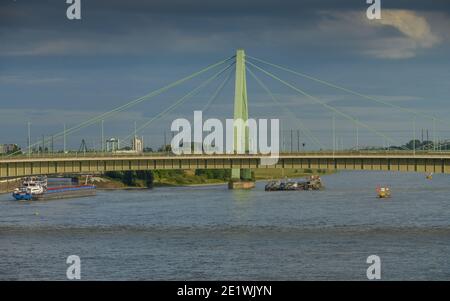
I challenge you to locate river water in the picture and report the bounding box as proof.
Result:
[1,171,449,280]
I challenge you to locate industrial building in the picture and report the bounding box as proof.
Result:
[106,138,120,152]
[0,144,19,154]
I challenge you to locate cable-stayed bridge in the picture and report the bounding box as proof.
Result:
[1,49,449,180]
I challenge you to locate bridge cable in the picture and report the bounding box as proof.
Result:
[247,64,325,150]
[9,56,235,157]
[119,62,236,148]
[247,61,410,151]
[53,57,234,149]
[246,65,326,150]
[60,56,234,137]
[201,66,234,114]
[247,55,445,128]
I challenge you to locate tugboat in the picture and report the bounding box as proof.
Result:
[12,176,96,201]
[376,186,391,198]
[265,175,323,191]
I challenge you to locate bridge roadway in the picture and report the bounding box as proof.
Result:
[1,151,450,178]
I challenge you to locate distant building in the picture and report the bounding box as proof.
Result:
[0,144,19,154]
[132,136,144,153]
[106,138,120,152]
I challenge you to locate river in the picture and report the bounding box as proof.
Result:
[1,171,449,280]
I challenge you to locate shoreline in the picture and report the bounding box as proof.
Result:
[98,173,331,190]
[1,169,334,193]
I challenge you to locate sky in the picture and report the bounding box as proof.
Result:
[1,0,449,150]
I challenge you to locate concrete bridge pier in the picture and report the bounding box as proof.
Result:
[228,178,255,189]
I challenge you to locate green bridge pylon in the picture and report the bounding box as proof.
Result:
[231,49,252,181]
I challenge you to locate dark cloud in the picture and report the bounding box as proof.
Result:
[2,0,449,29]
[1,2,447,61]
[0,0,449,148]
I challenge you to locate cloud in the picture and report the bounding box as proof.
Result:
[1,1,449,148]
[1,1,447,61]
[367,9,441,59]
[376,10,439,48]
[319,9,443,59]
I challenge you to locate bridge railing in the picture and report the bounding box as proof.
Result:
[2,149,450,160]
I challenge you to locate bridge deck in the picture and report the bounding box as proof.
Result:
[2,152,450,178]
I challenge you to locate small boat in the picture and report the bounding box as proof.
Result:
[12,176,96,201]
[376,186,391,198]
[265,175,323,191]
[426,173,433,180]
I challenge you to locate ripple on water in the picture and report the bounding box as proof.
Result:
[1,171,450,280]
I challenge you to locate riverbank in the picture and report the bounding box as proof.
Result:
[93,168,332,189]
[93,170,228,189]
[0,168,334,193]
[0,179,21,194]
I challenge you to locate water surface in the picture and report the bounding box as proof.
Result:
[1,171,449,280]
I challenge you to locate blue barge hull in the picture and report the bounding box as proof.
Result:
[13,185,96,201]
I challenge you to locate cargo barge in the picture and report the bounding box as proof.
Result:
[265,175,323,191]
[12,176,96,201]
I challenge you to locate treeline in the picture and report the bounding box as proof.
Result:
[104,170,154,187]
[194,169,231,181]
[103,169,233,187]
[375,140,449,151]
[401,140,447,150]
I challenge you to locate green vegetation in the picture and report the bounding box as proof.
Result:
[99,168,331,189]
[103,169,227,188]
[195,169,231,181]
[104,171,153,188]
[154,170,227,186]
[365,139,447,151]
[401,139,446,150]
[0,168,333,192]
